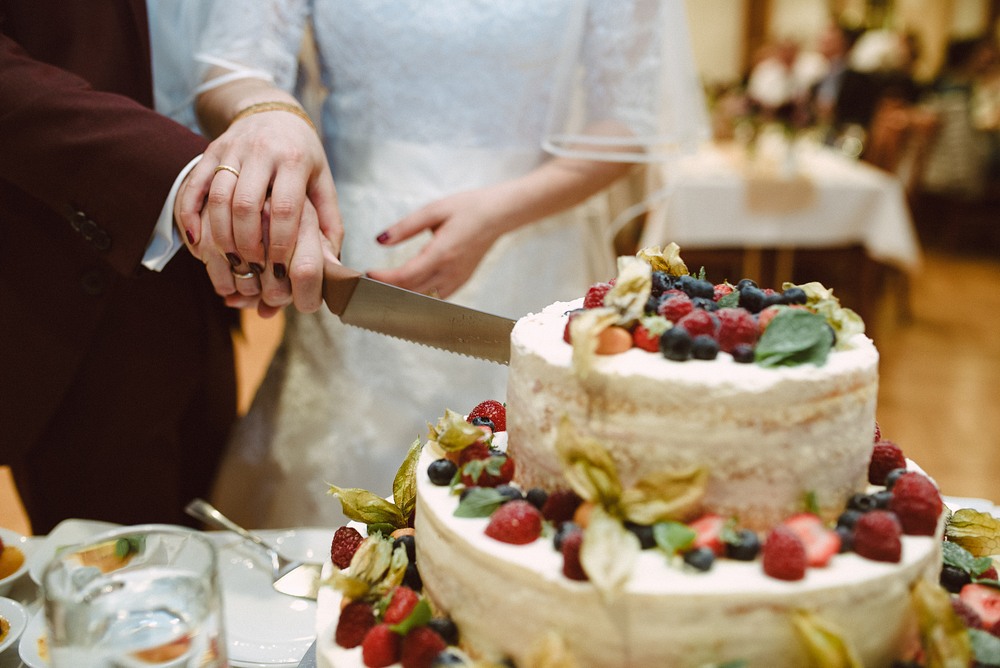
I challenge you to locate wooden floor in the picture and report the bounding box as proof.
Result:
[234,244,1000,503]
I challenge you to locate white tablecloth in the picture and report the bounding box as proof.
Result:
[640,139,923,273]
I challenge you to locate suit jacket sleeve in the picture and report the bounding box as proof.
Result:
[0,26,209,276]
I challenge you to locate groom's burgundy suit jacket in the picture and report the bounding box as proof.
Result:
[0,0,237,533]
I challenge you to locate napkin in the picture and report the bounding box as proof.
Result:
[0,466,32,536]
[744,172,817,214]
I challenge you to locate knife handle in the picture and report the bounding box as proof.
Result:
[323,262,363,315]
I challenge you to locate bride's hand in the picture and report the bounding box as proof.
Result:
[366,188,506,299]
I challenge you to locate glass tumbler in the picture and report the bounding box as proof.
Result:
[42,524,226,667]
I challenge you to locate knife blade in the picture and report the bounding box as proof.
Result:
[323,263,514,365]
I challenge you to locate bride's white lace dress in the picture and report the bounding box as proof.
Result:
[198,0,703,528]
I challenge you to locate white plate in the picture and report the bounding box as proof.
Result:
[22,522,331,668]
[0,596,28,656]
[0,527,31,598]
[211,528,330,667]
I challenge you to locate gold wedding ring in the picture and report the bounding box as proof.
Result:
[230,269,256,280]
[214,164,241,178]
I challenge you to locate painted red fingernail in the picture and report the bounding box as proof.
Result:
[273,263,287,279]
[185,229,195,245]
[376,232,390,244]
[249,263,265,275]
[226,253,242,268]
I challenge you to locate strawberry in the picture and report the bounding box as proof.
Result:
[713,283,734,301]
[952,597,985,629]
[541,489,583,524]
[561,527,588,581]
[657,293,693,323]
[868,440,907,485]
[484,500,543,545]
[382,586,420,625]
[460,451,514,488]
[715,307,758,354]
[783,513,841,567]
[853,510,902,562]
[331,525,365,570]
[689,514,727,556]
[675,310,718,339]
[583,282,612,309]
[362,624,401,667]
[960,583,1000,629]
[889,472,942,536]
[400,626,447,668]
[762,525,807,581]
[335,600,376,648]
[467,399,506,432]
[632,323,660,352]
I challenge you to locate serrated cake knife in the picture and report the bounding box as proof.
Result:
[323,263,514,365]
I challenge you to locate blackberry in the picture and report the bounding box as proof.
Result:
[780,286,807,305]
[660,327,693,361]
[724,529,761,561]
[939,565,971,593]
[525,487,548,510]
[470,415,495,431]
[495,484,523,503]
[683,546,716,572]
[625,522,657,550]
[691,334,719,360]
[427,458,458,486]
[738,286,766,313]
[393,534,417,563]
[730,343,755,363]
[428,617,460,646]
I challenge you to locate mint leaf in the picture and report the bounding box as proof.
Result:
[652,521,695,555]
[755,309,832,367]
[717,290,740,309]
[454,487,506,518]
[942,541,980,573]
[388,598,432,635]
[969,628,1000,665]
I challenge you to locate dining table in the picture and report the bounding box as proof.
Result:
[636,134,923,326]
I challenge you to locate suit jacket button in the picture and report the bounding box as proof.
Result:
[80,269,105,296]
[93,230,112,251]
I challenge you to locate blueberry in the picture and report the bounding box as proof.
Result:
[837,509,864,529]
[683,546,716,572]
[781,286,807,305]
[625,522,657,550]
[871,490,894,509]
[428,617,460,646]
[825,323,837,347]
[677,275,715,300]
[431,650,465,666]
[403,561,423,591]
[495,484,523,503]
[393,534,416,563]
[427,458,457,486]
[691,296,719,312]
[724,529,761,561]
[884,468,908,490]
[738,286,766,313]
[651,271,673,296]
[691,334,719,360]
[660,327,692,361]
[470,415,495,431]
[554,521,581,551]
[645,294,664,315]
[835,525,854,552]
[730,343,755,363]
[525,487,548,510]
[736,278,758,291]
[940,565,971,593]
[847,493,879,512]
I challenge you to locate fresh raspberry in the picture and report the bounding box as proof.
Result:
[783,513,841,567]
[541,489,583,524]
[466,399,506,432]
[583,282,612,309]
[713,283,734,301]
[362,624,401,667]
[873,420,882,442]
[335,600,376,648]
[688,514,727,556]
[561,527,588,581]
[400,626,448,668]
[675,310,718,339]
[457,441,491,465]
[484,500,543,545]
[853,510,903,562]
[715,308,758,354]
[657,293,693,324]
[868,440,907,485]
[762,525,807,581]
[889,472,943,536]
[960,583,1000,629]
[331,526,365,570]
[382,586,421,625]
[632,324,660,352]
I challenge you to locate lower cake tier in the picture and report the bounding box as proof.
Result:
[412,445,942,668]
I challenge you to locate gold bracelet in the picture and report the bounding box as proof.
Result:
[229,101,318,133]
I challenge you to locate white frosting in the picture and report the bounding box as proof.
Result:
[507,300,881,530]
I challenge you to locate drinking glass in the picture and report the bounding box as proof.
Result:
[42,524,226,667]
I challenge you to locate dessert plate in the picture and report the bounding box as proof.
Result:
[26,518,119,585]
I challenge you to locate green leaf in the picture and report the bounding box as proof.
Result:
[652,521,696,555]
[755,309,832,367]
[716,289,740,309]
[454,487,507,518]
[388,598,432,635]
[328,485,406,529]
[790,610,862,667]
[392,439,422,525]
[580,507,640,602]
[969,628,1000,666]
[784,281,865,345]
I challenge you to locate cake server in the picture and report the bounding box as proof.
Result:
[184,498,323,600]
[323,263,514,365]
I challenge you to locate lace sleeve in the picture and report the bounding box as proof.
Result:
[194,0,311,94]
[543,0,709,163]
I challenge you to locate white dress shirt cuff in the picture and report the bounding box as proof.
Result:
[142,155,203,271]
